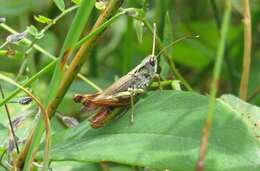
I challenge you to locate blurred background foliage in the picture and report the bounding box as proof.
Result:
[0,0,259,169]
[0,0,259,101]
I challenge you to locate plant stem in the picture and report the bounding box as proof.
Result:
[0,85,20,154]
[239,0,252,100]
[247,86,260,101]
[196,1,231,170]
[209,0,236,93]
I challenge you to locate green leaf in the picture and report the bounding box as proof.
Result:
[39,91,260,171]
[27,25,44,39]
[26,25,39,36]
[220,94,260,135]
[134,20,144,43]
[53,0,65,11]
[34,15,52,24]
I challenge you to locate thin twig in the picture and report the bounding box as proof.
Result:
[0,85,20,154]
[247,87,260,101]
[239,0,252,100]
[196,1,231,170]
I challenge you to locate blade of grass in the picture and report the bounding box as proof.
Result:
[239,0,252,100]
[196,1,231,170]
[209,0,236,93]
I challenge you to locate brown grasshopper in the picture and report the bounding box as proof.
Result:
[73,23,196,128]
[74,23,158,128]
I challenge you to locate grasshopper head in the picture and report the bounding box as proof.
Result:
[129,54,157,89]
[139,54,157,74]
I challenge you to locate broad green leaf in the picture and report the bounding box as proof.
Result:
[39,91,260,171]
[53,0,65,11]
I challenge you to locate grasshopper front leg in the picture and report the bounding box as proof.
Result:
[153,74,162,90]
[110,88,144,124]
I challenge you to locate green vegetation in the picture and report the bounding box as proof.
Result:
[0,0,259,171]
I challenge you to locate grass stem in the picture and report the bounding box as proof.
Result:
[196,1,231,170]
[239,0,252,100]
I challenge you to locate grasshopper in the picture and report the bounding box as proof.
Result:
[74,23,196,128]
[74,23,158,128]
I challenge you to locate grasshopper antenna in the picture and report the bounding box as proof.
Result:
[152,23,156,56]
[156,34,200,57]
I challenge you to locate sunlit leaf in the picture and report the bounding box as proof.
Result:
[34,15,52,24]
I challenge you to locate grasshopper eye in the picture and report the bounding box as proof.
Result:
[149,58,155,66]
